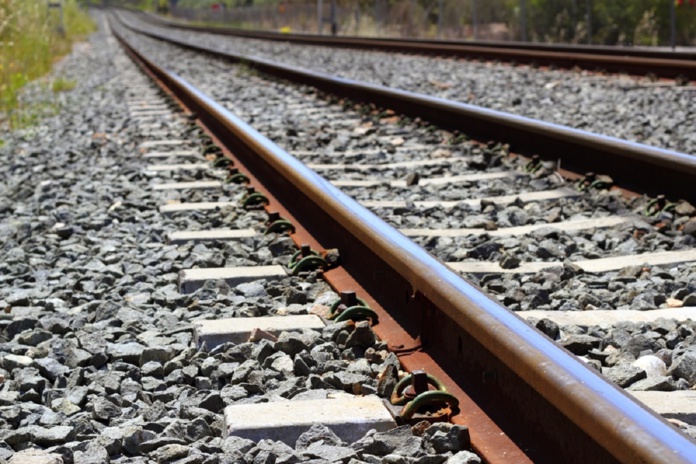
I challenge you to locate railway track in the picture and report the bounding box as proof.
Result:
[1,7,696,463]
[109,10,696,158]
[98,8,696,464]
[137,9,696,81]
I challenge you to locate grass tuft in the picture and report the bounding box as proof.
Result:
[0,0,96,128]
[51,76,77,93]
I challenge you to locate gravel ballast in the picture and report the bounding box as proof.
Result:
[0,12,485,463]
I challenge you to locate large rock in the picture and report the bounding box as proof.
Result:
[295,424,344,450]
[668,348,696,385]
[447,450,482,464]
[558,334,600,355]
[34,357,70,382]
[352,425,421,457]
[5,425,76,447]
[91,397,121,422]
[8,449,63,464]
[2,354,34,370]
[107,342,146,365]
[344,321,376,349]
[422,423,471,453]
[632,355,667,379]
[602,364,647,388]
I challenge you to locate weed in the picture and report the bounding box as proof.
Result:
[235,60,258,77]
[52,77,77,93]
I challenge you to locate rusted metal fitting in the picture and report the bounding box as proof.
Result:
[240,187,269,209]
[577,172,613,191]
[225,167,250,184]
[340,290,358,307]
[645,194,676,216]
[524,154,542,173]
[204,143,222,155]
[212,155,232,168]
[389,371,459,424]
[267,211,281,224]
[402,370,429,400]
[327,291,378,324]
[287,245,328,275]
[264,211,295,235]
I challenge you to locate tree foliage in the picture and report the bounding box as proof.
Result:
[511,0,696,45]
[163,0,696,45]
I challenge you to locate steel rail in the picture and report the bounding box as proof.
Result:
[137,10,696,80]
[116,11,696,207]
[110,13,696,464]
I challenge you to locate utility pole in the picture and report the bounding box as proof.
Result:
[330,0,337,35]
[438,0,443,38]
[670,0,676,49]
[520,0,527,41]
[472,0,478,40]
[586,0,592,44]
[317,0,323,34]
[410,0,415,37]
[48,0,65,37]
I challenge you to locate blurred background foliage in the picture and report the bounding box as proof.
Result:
[139,0,696,45]
[0,0,95,125]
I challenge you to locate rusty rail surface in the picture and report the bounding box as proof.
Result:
[116,11,696,207]
[137,10,696,80]
[110,12,696,464]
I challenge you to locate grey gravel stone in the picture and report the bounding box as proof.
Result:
[558,334,600,355]
[345,321,376,349]
[602,364,647,388]
[8,449,64,464]
[668,348,696,384]
[422,423,471,453]
[447,450,482,464]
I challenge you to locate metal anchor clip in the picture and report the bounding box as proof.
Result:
[328,291,378,324]
[524,154,543,173]
[224,167,250,184]
[240,186,269,209]
[645,194,676,216]
[576,172,613,191]
[388,370,459,425]
[264,211,295,235]
[287,244,329,276]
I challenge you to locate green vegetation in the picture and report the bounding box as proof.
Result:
[0,0,96,127]
[51,76,77,93]
[509,0,696,45]
[151,0,696,45]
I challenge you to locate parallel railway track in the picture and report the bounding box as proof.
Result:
[138,10,696,81]
[104,9,696,464]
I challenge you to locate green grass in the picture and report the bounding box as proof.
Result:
[0,0,96,128]
[52,76,77,93]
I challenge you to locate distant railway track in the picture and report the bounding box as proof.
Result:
[107,9,696,463]
[137,9,696,81]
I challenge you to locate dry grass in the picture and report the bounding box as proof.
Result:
[0,0,95,127]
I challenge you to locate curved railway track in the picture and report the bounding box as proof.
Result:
[104,8,696,464]
[137,9,696,81]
